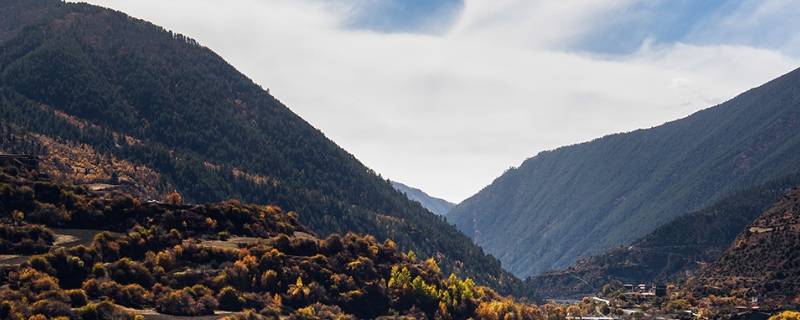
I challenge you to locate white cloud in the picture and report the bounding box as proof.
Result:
[75,0,798,202]
[684,0,800,56]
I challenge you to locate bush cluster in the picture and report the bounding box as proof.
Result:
[0,162,558,319]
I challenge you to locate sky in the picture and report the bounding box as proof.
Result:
[74,0,800,203]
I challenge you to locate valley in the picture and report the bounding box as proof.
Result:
[0,0,798,319]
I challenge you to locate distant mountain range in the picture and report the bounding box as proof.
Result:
[448,67,800,278]
[527,172,800,298]
[391,181,455,216]
[0,0,524,296]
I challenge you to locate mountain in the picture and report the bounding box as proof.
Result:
[0,0,524,295]
[526,173,800,298]
[448,67,800,278]
[697,187,800,306]
[0,158,555,319]
[391,181,455,216]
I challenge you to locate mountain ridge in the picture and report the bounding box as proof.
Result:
[391,180,455,216]
[448,66,800,277]
[0,0,526,296]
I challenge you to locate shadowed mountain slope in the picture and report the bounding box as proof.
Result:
[448,67,800,277]
[0,0,524,295]
[526,173,800,298]
[391,181,455,216]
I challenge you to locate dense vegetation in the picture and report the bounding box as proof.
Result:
[697,187,800,307]
[448,66,800,277]
[0,224,55,255]
[527,173,800,298]
[0,161,561,319]
[391,181,455,216]
[0,0,525,296]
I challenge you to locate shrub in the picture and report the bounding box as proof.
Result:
[0,225,56,254]
[65,289,89,307]
[76,301,138,320]
[259,270,278,290]
[117,284,152,308]
[288,303,355,320]
[289,237,318,256]
[28,203,71,226]
[217,286,245,311]
[84,279,123,299]
[108,258,154,287]
[346,257,375,278]
[156,287,218,316]
[321,235,343,254]
[155,250,176,270]
[30,300,71,318]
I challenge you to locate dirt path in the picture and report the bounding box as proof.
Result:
[122,307,236,320]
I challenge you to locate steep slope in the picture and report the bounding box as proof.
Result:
[0,0,522,295]
[526,173,800,298]
[698,188,800,306]
[448,67,800,277]
[391,181,455,215]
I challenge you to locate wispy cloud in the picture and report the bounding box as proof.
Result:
[76,0,799,202]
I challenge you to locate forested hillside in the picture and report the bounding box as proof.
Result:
[698,187,800,306]
[0,0,524,295]
[391,181,455,216]
[448,67,800,277]
[527,173,800,298]
[0,159,558,319]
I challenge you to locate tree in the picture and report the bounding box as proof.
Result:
[166,191,183,205]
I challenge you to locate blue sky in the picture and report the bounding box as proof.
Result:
[347,0,464,34]
[574,0,731,54]
[574,0,800,56]
[78,0,799,202]
[349,0,799,57]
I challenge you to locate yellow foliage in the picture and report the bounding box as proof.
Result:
[425,257,441,274]
[388,265,412,291]
[406,250,417,262]
[771,311,800,320]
